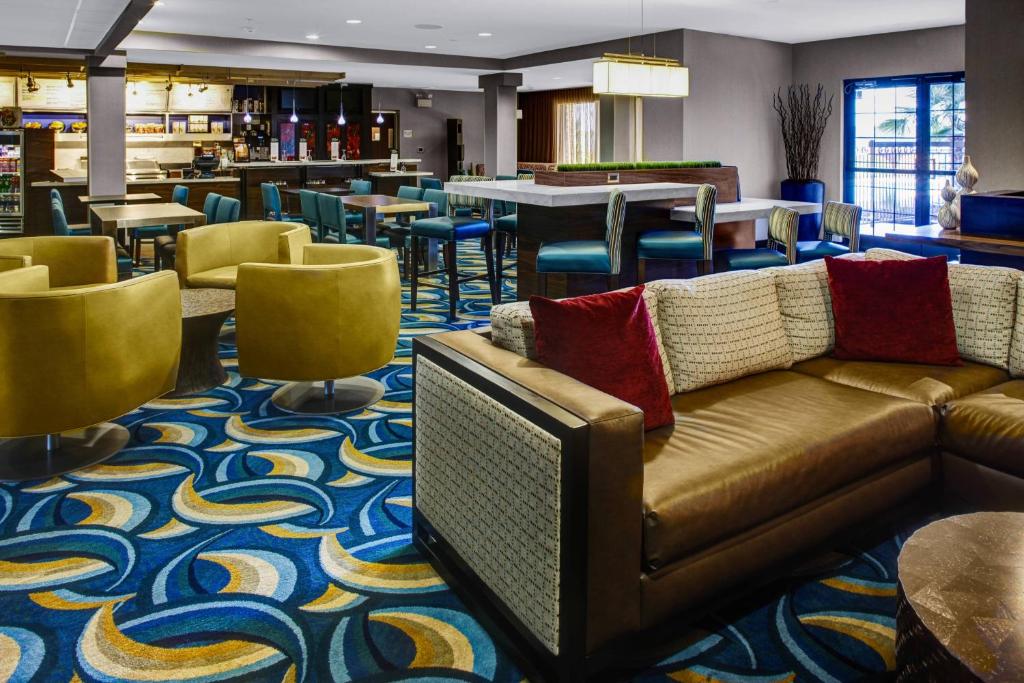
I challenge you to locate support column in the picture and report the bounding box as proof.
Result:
[479,72,523,177]
[599,95,643,163]
[86,55,127,197]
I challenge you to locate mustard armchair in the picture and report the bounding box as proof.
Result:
[175,221,312,289]
[0,268,182,481]
[0,236,117,288]
[236,244,401,414]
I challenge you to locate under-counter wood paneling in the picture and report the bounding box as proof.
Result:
[532,166,741,203]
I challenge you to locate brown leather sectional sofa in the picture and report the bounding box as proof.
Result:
[411,249,1024,681]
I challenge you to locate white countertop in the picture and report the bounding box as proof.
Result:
[369,171,434,177]
[444,179,699,208]
[227,158,421,169]
[672,198,820,222]
[34,176,240,188]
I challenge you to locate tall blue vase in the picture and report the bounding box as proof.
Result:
[781,179,824,241]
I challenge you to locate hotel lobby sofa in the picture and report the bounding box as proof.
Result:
[175,221,312,289]
[411,248,1024,680]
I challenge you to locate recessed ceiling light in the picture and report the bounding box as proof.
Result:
[346,19,362,24]
[306,33,319,40]
[478,32,493,37]
[552,76,562,80]
[415,24,443,30]
[424,44,437,49]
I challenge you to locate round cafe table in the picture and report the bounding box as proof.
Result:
[170,288,235,397]
[896,512,1024,682]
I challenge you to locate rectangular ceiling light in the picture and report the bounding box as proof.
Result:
[593,53,689,98]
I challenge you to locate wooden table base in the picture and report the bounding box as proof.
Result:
[170,309,232,397]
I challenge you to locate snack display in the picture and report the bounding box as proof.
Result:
[48,121,64,131]
[70,121,87,133]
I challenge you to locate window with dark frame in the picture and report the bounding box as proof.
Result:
[843,72,965,234]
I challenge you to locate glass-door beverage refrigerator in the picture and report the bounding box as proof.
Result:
[0,129,22,234]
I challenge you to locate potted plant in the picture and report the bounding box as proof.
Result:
[773,84,833,240]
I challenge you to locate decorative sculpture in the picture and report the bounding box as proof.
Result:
[938,179,960,229]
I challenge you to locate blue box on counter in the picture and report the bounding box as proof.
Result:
[961,190,1024,239]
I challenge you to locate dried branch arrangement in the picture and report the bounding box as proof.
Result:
[773,84,834,181]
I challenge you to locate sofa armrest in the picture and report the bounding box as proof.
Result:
[413,329,644,672]
[0,254,30,273]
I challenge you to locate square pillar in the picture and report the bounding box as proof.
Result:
[479,72,523,177]
[86,55,127,197]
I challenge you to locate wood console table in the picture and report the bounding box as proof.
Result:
[882,223,1024,259]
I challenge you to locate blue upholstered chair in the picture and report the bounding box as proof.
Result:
[202,193,222,224]
[537,188,627,296]
[420,178,442,191]
[213,196,241,224]
[410,186,496,321]
[349,179,371,195]
[636,183,717,281]
[717,206,800,271]
[796,201,862,262]
[261,183,305,223]
[379,186,427,276]
[317,193,390,248]
[131,184,188,266]
[298,190,321,240]
[51,199,91,237]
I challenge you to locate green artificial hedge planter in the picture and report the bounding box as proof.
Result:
[554,161,723,172]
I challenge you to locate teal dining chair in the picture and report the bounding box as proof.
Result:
[796,201,862,262]
[202,193,222,224]
[213,196,241,224]
[410,186,496,321]
[717,206,799,271]
[51,198,91,237]
[261,183,305,223]
[157,190,217,271]
[493,172,533,302]
[536,188,627,296]
[420,178,442,191]
[298,190,322,240]
[380,185,427,277]
[317,193,390,248]
[131,184,188,266]
[349,179,372,195]
[636,183,717,282]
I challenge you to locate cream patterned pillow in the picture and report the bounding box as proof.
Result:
[865,249,1019,369]
[488,287,675,392]
[651,271,793,393]
[765,260,834,362]
[1011,283,1024,377]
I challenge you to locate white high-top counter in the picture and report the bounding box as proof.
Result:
[443,179,699,207]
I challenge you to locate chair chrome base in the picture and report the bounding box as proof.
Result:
[0,423,130,482]
[270,377,385,415]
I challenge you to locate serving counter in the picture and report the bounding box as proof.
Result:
[445,179,699,299]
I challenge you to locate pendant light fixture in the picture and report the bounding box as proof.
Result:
[593,0,689,98]
[375,94,384,124]
[242,82,253,124]
[337,83,346,126]
[290,85,299,123]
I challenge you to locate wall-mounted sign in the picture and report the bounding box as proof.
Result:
[0,78,15,108]
[18,77,87,111]
[126,81,168,113]
[403,129,413,138]
[168,84,232,113]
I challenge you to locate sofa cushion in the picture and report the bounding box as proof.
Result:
[1011,283,1024,378]
[651,271,793,393]
[766,259,834,362]
[940,380,1024,478]
[866,249,1020,370]
[530,286,673,430]
[641,371,935,570]
[793,357,1009,407]
[186,265,238,289]
[489,287,674,391]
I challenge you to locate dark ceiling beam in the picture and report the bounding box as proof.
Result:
[94,0,158,57]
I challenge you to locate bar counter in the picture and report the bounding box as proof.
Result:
[445,179,699,299]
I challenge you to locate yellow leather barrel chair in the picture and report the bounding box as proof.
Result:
[175,221,311,289]
[0,236,117,288]
[0,266,181,481]
[236,244,401,414]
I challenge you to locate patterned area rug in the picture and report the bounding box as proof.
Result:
[1,247,920,682]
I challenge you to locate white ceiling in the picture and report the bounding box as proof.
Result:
[0,0,129,50]
[136,0,964,56]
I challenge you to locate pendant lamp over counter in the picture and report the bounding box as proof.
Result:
[592,53,689,98]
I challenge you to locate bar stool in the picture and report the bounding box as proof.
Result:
[261,183,305,223]
[410,187,496,321]
[717,206,799,271]
[796,201,862,262]
[635,183,717,282]
[380,185,427,276]
[493,172,532,302]
[536,189,626,296]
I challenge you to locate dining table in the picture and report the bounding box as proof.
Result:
[77,192,162,206]
[90,203,207,243]
[671,197,821,248]
[341,194,441,269]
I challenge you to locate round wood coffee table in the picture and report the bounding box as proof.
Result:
[170,288,236,397]
[896,512,1024,682]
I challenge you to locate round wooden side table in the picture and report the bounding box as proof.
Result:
[896,512,1024,682]
[170,288,236,397]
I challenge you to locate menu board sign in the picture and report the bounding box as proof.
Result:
[168,84,232,113]
[0,78,15,108]
[126,81,168,113]
[17,77,87,111]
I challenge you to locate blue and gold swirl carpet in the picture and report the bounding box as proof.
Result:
[1,249,919,682]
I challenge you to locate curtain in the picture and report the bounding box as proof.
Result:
[518,87,597,163]
[554,101,598,164]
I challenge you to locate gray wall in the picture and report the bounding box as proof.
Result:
[374,88,485,180]
[965,0,1024,191]
[792,26,965,201]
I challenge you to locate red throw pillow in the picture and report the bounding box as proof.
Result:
[825,255,960,365]
[529,285,674,430]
